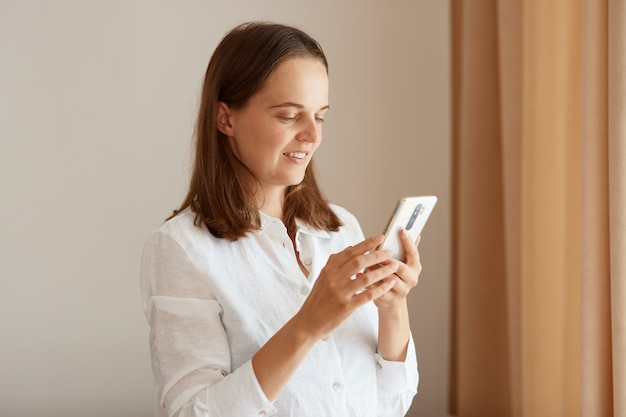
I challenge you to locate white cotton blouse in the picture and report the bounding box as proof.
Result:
[140,205,419,417]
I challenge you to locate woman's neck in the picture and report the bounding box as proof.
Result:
[257,186,287,220]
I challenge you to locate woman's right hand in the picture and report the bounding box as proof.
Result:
[293,234,399,340]
[252,234,397,401]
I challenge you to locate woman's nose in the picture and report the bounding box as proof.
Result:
[296,116,321,143]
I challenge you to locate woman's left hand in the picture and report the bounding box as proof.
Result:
[372,229,422,310]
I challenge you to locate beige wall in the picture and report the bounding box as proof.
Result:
[0,1,450,416]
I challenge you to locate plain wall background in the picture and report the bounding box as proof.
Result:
[0,1,450,416]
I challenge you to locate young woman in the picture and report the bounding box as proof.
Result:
[141,22,420,417]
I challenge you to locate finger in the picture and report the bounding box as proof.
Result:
[343,234,384,257]
[354,276,398,304]
[391,261,419,289]
[325,235,385,271]
[337,243,393,278]
[400,229,421,265]
[352,261,399,290]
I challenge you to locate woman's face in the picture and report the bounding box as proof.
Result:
[218,57,329,196]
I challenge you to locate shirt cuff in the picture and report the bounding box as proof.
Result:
[375,333,419,398]
[173,360,277,417]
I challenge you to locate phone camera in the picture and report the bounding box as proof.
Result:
[405,204,423,230]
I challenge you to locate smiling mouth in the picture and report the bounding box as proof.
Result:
[283,152,307,159]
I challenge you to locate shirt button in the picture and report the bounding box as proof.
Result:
[259,412,266,417]
[321,335,329,341]
[332,382,341,391]
[300,286,310,295]
[304,258,313,265]
[377,362,383,369]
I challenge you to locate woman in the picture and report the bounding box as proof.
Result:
[141,22,420,417]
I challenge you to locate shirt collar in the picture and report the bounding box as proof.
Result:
[295,218,331,239]
[257,211,331,239]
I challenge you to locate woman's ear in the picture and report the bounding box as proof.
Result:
[216,102,234,136]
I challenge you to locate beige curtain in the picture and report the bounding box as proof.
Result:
[609,1,626,416]
[450,0,625,416]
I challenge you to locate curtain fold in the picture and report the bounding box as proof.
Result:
[580,1,611,415]
[450,0,622,416]
[609,2,626,416]
[450,1,510,414]
[496,1,522,415]
[520,1,582,415]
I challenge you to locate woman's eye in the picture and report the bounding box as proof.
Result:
[279,114,325,123]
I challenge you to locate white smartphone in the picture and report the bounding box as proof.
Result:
[378,196,438,260]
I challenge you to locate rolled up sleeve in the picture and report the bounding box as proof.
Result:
[141,231,276,417]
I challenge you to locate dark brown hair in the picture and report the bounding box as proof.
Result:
[170,22,342,240]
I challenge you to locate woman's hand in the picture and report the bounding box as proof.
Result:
[372,229,422,311]
[293,234,399,340]
[253,235,399,401]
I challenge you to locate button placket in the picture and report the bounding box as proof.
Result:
[295,232,314,274]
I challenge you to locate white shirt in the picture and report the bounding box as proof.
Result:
[140,205,418,417]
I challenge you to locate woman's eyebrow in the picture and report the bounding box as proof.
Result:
[269,102,330,111]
